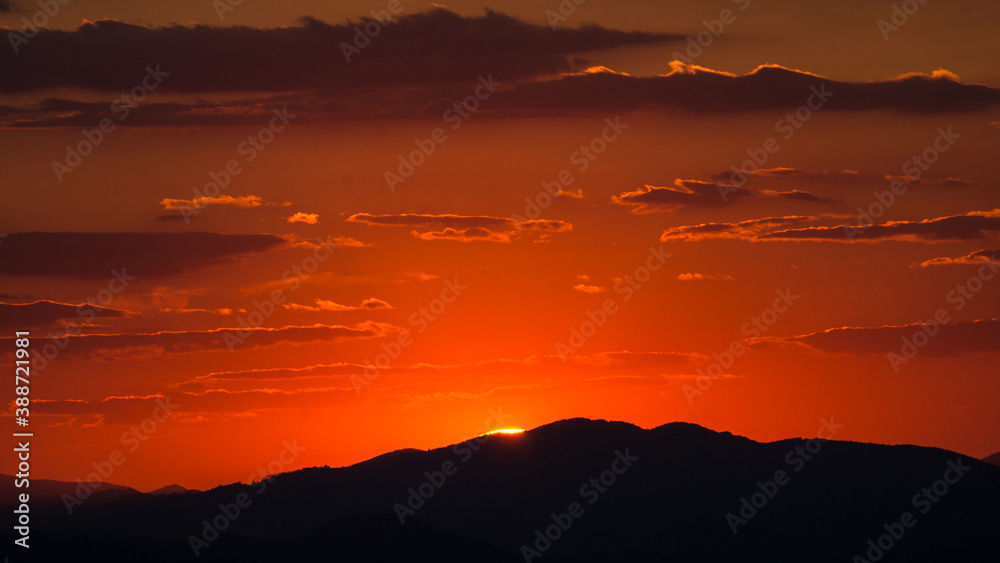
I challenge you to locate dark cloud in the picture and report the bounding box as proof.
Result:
[659,210,1000,243]
[0,300,125,331]
[177,351,704,387]
[915,248,1000,267]
[612,179,831,213]
[573,350,704,367]
[159,194,289,211]
[659,215,822,242]
[0,10,678,94]
[0,232,285,278]
[762,189,838,203]
[710,168,971,196]
[760,319,1000,357]
[155,214,189,222]
[488,65,1000,115]
[707,168,861,192]
[763,209,1000,242]
[32,388,356,425]
[284,297,393,312]
[0,322,395,360]
[33,394,184,426]
[750,168,860,178]
[410,227,514,243]
[676,273,734,282]
[1,17,996,128]
[613,180,750,212]
[935,178,973,186]
[346,213,510,229]
[0,97,311,128]
[27,352,712,416]
[349,213,571,243]
[515,219,574,232]
[884,174,974,187]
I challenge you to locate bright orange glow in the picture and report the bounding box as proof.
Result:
[0,3,997,495]
[482,428,526,436]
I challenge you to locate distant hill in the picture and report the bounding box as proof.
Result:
[149,484,199,496]
[0,475,197,501]
[0,475,139,505]
[983,451,1000,467]
[4,418,998,562]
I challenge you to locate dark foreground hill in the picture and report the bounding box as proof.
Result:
[3,418,998,562]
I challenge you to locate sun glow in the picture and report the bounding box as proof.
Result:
[482,428,525,436]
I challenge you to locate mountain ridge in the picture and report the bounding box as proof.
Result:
[4,418,998,562]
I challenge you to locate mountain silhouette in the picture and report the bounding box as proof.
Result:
[983,451,1000,467]
[149,484,200,496]
[0,475,138,504]
[3,418,998,562]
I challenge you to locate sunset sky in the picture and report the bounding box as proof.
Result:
[1,0,998,491]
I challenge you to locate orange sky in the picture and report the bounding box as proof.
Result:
[1,0,998,491]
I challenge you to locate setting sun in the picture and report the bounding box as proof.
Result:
[1,0,998,560]
[482,428,526,436]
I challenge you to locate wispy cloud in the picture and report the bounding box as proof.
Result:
[659,209,1000,243]
[349,212,571,243]
[284,298,393,312]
